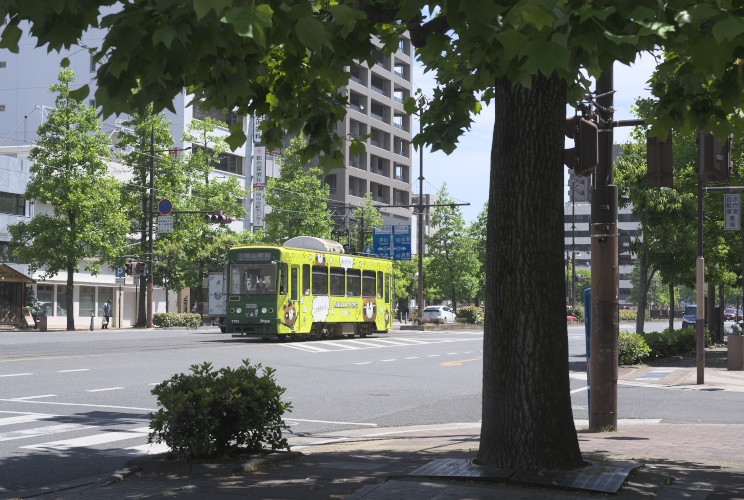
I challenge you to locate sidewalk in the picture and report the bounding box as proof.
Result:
[10,346,744,500]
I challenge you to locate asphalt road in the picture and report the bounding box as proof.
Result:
[1,321,742,495]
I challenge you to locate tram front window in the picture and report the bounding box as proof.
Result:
[230,263,277,295]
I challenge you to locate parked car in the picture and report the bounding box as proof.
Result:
[725,308,737,321]
[567,315,578,322]
[421,305,457,324]
[682,305,697,328]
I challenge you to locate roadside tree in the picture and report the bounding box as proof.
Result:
[9,69,128,331]
[263,135,334,244]
[352,193,384,252]
[9,0,744,471]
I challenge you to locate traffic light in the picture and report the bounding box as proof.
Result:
[564,115,598,177]
[647,132,674,188]
[207,210,236,223]
[125,262,134,275]
[135,262,146,276]
[699,131,732,184]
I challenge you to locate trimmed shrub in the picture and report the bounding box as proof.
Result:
[457,306,484,324]
[148,360,292,460]
[618,330,651,365]
[642,328,712,359]
[619,308,637,321]
[153,313,202,328]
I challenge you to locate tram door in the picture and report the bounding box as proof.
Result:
[283,266,301,331]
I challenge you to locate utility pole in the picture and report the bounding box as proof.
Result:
[147,126,155,329]
[417,114,425,315]
[588,69,619,431]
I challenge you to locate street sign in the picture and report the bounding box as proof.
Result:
[115,277,126,286]
[725,194,740,230]
[158,215,174,233]
[115,266,126,278]
[363,246,373,254]
[373,225,412,260]
[158,198,173,215]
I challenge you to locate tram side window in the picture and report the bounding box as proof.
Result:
[230,266,241,294]
[347,269,361,297]
[312,265,329,295]
[330,267,345,296]
[302,264,310,295]
[279,266,287,295]
[291,267,299,301]
[377,271,384,298]
[362,270,376,297]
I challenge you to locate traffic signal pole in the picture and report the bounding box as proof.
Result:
[589,70,619,431]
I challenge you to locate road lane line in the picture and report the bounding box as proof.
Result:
[22,426,151,450]
[405,356,420,359]
[0,399,157,411]
[11,395,57,400]
[354,362,371,365]
[1,373,33,377]
[381,359,397,362]
[440,356,482,366]
[288,418,377,426]
[570,386,588,394]
[0,414,52,426]
[85,387,125,392]
[57,369,90,373]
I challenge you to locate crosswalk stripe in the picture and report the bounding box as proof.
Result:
[319,341,360,350]
[21,426,151,450]
[111,442,170,456]
[364,339,414,346]
[343,339,388,348]
[280,343,330,352]
[0,414,51,427]
[0,423,96,442]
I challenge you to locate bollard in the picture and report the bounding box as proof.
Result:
[90,313,94,331]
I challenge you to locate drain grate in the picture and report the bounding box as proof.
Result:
[408,458,637,494]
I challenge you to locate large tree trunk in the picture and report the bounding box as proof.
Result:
[477,74,583,470]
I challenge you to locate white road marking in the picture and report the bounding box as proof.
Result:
[22,426,150,450]
[11,395,57,400]
[354,362,371,365]
[280,343,330,353]
[320,341,361,350]
[288,418,377,426]
[0,414,52,426]
[426,354,440,357]
[0,399,156,411]
[0,423,96,442]
[405,356,420,359]
[381,359,397,362]
[85,387,125,393]
[1,373,32,377]
[57,369,90,373]
[112,442,169,456]
[570,386,589,394]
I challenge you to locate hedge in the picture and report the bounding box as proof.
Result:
[153,313,202,329]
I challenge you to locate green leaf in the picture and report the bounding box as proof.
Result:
[0,23,22,51]
[326,5,363,24]
[68,84,90,102]
[222,5,273,46]
[194,0,233,20]
[60,57,71,68]
[295,16,328,51]
[712,17,744,44]
[153,26,179,49]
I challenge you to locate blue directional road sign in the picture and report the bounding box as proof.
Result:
[373,225,412,261]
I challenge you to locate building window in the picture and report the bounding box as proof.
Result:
[79,286,96,318]
[0,192,25,216]
[0,61,6,68]
[88,99,96,108]
[324,174,337,195]
[217,153,243,175]
[56,285,67,317]
[193,101,243,127]
[394,164,408,182]
[37,285,53,315]
[0,105,5,112]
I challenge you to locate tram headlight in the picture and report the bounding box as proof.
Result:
[261,307,268,314]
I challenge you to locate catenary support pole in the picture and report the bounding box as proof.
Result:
[589,69,619,431]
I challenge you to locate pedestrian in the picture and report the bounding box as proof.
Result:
[102,300,112,329]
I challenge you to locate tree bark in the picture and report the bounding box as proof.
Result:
[66,267,75,331]
[477,74,583,470]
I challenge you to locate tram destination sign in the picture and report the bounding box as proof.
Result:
[373,225,412,261]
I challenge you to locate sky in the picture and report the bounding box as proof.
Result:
[412,54,659,223]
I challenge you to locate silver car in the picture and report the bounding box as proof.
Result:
[421,305,457,324]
